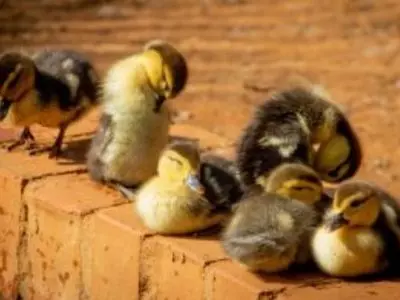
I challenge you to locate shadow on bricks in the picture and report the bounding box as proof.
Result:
[55,136,93,166]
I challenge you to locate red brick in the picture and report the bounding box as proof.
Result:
[140,232,227,299]
[0,170,23,299]
[282,280,400,300]
[205,261,298,300]
[82,203,152,300]
[20,173,125,300]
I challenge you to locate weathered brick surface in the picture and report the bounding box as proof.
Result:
[21,174,125,300]
[82,204,151,300]
[0,128,90,300]
[0,169,23,299]
[205,261,297,299]
[140,232,227,299]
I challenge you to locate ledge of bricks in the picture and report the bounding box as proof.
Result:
[0,119,398,300]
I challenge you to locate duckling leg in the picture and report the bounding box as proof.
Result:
[48,125,67,158]
[28,124,67,158]
[2,127,37,151]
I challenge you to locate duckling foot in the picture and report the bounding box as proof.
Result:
[1,127,37,152]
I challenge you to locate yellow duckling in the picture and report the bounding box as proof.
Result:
[236,83,362,186]
[222,163,325,273]
[0,50,99,158]
[87,39,188,188]
[311,180,400,278]
[119,142,240,234]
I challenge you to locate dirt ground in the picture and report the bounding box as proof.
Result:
[2,0,400,196]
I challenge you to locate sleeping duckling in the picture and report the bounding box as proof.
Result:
[236,84,361,186]
[0,50,99,158]
[311,180,400,278]
[87,40,188,188]
[222,163,325,273]
[118,142,242,234]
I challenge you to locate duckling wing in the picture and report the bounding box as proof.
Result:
[373,211,400,274]
[200,154,244,213]
[87,113,114,183]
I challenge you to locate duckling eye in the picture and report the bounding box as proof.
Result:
[166,155,183,167]
[291,186,313,191]
[349,198,367,208]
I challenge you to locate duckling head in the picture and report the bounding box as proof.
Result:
[325,181,380,232]
[258,163,323,205]
[157,141,204,194]
[0,52,36,121]
[314,132,361,183]
[140,40,188,106]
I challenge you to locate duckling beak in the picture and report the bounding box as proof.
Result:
[325,213,348,232]
[0,97,12,121]
[186,173,205,195]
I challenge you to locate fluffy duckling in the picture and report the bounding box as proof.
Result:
[118,142,241,234]
[87,40,188,188]
[311,180,400,278]
[222,163,325,273]
[0,50,99,158]
[236,84,362,186]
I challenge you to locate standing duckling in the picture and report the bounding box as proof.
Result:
[0,50,99,158]
[222,163,325,273]
[87,40,188,188]
[119,141,241,234]
[311,180,400,278]
[236,83,362,186]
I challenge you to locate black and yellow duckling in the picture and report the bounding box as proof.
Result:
[0,50,99,158]
[222,163,326,273]
[87,40,188,188]
[118,141,242,235]
[236,84,362,186]
[311,180,400,278]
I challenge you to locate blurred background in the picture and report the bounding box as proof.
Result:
[2,0,400,195]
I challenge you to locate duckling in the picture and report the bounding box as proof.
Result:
[0,50,99,158]
[222,163,325,273]
[86,40,188,188]
[118,141,243,235]
[311,180,400,278]
[236,84,362,186]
